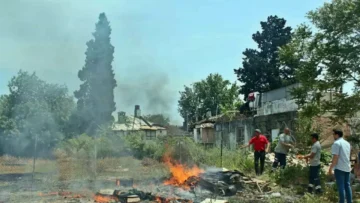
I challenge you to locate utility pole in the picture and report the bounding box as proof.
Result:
[186,112,189,132]
[220,129,223,167]
[31,132,38,192]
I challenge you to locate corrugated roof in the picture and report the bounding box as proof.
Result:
[112,116,165,131]
[195,111,246,124]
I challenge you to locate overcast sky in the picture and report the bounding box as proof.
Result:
[1,0,346,125]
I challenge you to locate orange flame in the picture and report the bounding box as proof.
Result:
[163,155,203,189]
[155,196,162,202]
[94,194,118,203]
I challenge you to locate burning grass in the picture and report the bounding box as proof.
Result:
[94,193,119,203]
[163,155,203,189]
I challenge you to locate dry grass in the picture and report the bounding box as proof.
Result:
[0,154,168,183]
[0,155,56,174]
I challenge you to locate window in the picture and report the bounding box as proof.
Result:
[145,130,156,140]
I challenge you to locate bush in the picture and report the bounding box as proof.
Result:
[123,134,254,173]
[320,151,332,165]
[271,164,309,187]
[271,137,279,152]
[55,131,255,175]
[123,133,166,160]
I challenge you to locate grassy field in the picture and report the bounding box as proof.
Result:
[0,155,169,202]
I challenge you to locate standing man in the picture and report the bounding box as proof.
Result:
[272,128,294,171]
[299,133,322,194]
[328,129,352,203]
[243,129,269,176]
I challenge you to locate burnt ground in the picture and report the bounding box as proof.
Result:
[0,156,301,203]
[0,156,169,202]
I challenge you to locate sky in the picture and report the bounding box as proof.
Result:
[0,0,342,125]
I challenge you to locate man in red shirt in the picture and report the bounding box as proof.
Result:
[243,129,269,175]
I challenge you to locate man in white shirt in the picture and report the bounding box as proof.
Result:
[328,129,352,203]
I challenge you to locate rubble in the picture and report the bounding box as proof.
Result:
[92,168,271,203]
[200,199,228,203]
[265,153,307,167]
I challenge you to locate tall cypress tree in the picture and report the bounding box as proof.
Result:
[74,13,117,135]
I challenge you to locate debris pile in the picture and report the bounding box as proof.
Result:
[93,168,271,203]
[265,153,307,166]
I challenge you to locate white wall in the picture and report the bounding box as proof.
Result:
[193,128,198,143]
[257,99,298,116]
[156,129,167,137]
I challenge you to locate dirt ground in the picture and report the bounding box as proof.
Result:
[3,155,353,203]
[0,156,169,203]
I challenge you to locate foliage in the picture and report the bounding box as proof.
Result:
[294,113,318,152]
[0,71,74,157]
[73,13,117,136]
[270,163,338,202]
[124,134,254,173]
[123,132,166,160]
[271,164,310,187]
[178,73,240,125]
[143,114,170,126]
[270,137,279,152]
[283,0,360,123]
[320,150,332,165]
[57,131,128,159]
[234,15,293,100]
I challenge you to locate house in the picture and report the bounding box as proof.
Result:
[193,112,253,149]
[193,121,215,146]
[112,105,167,140]
[210,83,357,149]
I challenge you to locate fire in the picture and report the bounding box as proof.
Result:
[94,193,118,203]
[155,196,193,203]
[163,156,204,188]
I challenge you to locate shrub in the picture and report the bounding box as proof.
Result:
[271,137,279,152]
[271,164,309,187]
[320,150,332,165]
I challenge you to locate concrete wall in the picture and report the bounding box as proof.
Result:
[253,111,297,142]
[193,128,201,143]
[214,118,254,150]
[257,99,298,116]
[261,83,299,103]
[156,129,167,137]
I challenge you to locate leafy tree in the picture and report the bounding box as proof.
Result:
[234,16,293,99]
[178,86,199,128]
[0,71,74,156]
[74,13,117,136]
[306,0,360,122]
[178,73,240,126]
[143,114,170,126]
[281,0,360,124]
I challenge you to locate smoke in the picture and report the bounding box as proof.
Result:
[116,67,176,119]
[0,0,181,124]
